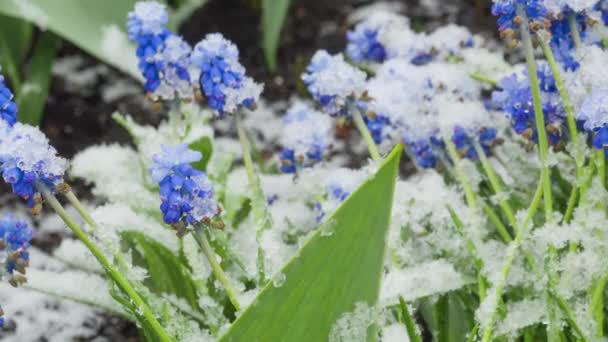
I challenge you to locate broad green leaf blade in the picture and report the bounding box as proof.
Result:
[190,136,213,172]
[220,144,403,342]
[17,31,58,125]
[122,231,200,310]
[0,0,141,78]
[0,13,32,91]
[261,0,290,72]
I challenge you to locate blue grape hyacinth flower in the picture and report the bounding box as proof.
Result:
[302,50,368,116]
[0,215,32,280]
[492,71,564,146]
[190,33,263,116]
[491,0,549,41]
[279,102,332,173]
[0,71,17,127]
[128,1,192,100]
[150,144,220,227]
[578,88,608,156]
[0,123,68,209]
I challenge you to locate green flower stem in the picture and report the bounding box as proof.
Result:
[597,149,606,189]
[446,205,487,300]
[351,106,381,161]
[469,72,497,87]
[473,141,517,230]
[537,35,586,203]
[592,275,607,337]
[481,201,513,243]
[563,187,578,224]
[568,13,583,50]
[519,7,553,220]
[38,185,172,342]
[481,179,543,342]
[398,296,422,342]
[192,224,241,311]
[445,138,477,207]
[236,113,272,284]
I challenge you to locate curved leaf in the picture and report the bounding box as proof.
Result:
[220,144,403,341]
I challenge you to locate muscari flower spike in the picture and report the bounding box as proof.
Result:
[578,88,608,156]
[128,1,192,100]
[190,33,263,117]
[302,50,368,116]
[346,12,410,63]
[492,0,549,43]
[149,144,220,230]
[279,102,333,173]
[0,70,17,126]
[492,68,565,147]
[0,123,68,210]
[0,216,32,283]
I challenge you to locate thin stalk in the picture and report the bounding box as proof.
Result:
[446,205,487,299]
[481,201,513,243]
[568,13,583,50]
[597,149,606,189]
[473,141,518,230]
[444,137,477,207]
[38,185,172,342]
[398,296,423,342]
[519,7,553,219]
[469,72,497,87]
[481,180,543,342]
[351,105,381,161]
[538,35,585,182]
[592,275,607,337]
[192,224,241,311]
[236,113,272,284]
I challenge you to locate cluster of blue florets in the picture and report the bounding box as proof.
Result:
[0,73,17,126]
[492,68,565,147]
[346,26,387,63]
[150,144,219,227]
[364,114,391,145]
[0,216,33,328]
[578,88,608,156]
[491,0,548,32]
[452,127,498,159]
[279,102,332,173]
[128,1,193,100]
[190,33,262,116]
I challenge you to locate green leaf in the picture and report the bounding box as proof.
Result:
[122,231,200,310]
[189,136,213,172]
[0,13,32,91]
[219,144,403,341]
[0,0,141,78]
[17,31,58,125]
[261,0,290,72]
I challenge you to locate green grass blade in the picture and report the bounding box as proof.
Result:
[17,31,58,125]
[0,13,32,92]
[399,296,422,342]
[261,0,290,72]
[219,144,403,341]
[189,136,213,172]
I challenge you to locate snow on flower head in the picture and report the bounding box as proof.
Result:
[545,0,600,12]
[427,24,476,57]
[149,144,219,227]
[191,33,263,116]
[491,0,549,38]
[302,50,367,116]
[149,144,202,183]
[346,11,410,63]
[0,123,68,206]
[0,71,17,126]
[279,102,333,173]
[128,1,193,99]
[579,88,608,131]
[153,35,193,99]
[127,1,168,40]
